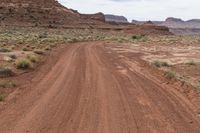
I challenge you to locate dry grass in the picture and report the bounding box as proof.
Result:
[8,54,17,59]
[27,54,38,63]
[0,80,16,88]
[153,60,170,68]
[0,95,4,102]
[0,67,14,77]
[165,71,176,80]
[34,50,45,55]
[186,60,196,66]
[16,59,31,69]
[0,48,11,52]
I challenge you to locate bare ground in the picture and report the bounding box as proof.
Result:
[0,42,200,133]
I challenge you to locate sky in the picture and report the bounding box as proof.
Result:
[58,0,200,22]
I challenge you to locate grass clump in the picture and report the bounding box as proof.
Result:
[0,80,16,88]
[8,54,17,59]
[0,68,14,77]
[44,47,51,51]
[22,47,30,51]
[34,50,45,55]
[165,71,176,80]
[132,35,144,40]
[38,32,48,39]
[0,95,4,102]
[192,83,200,90]
[27,54,38,63]
[153,60,170,67]
[186,60,196,66]
[16,59,31,69]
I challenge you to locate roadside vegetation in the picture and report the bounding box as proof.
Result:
[165,71,177,80]
[0,26,131,102]
[0,67,14,77]
[16,59,31,69]
[1,27,200,102]
[153,60,170,68]
[0,80,16,88]
[186,60,196,66]
[0,95,4,102]
[131,35,146,42]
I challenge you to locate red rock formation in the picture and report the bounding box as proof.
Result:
[0,0,105,27]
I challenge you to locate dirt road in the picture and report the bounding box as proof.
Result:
[0,42,200,133]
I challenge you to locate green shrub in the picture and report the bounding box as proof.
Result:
[16,59,31,69]
[0,68,14,77]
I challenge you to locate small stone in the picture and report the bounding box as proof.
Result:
[3,56,13,62]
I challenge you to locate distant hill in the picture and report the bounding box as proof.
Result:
[132,17,200,34]
[105,14,128,23]
[0,0,172,35]
[132,17,200,28]
[160,17,200,29]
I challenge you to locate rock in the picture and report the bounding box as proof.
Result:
[105,14,128,23]
[3,56,13,62]
[0,0,106,27]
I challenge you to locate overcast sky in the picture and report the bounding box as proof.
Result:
[58,0,200,22]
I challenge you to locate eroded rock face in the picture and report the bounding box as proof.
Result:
[0,0,105,27]
[143,21,154,25]
[80,12,105,22]
[160,17,200,29]
[165,17,184,23]
[105,14,128,23]
[0,0,76,26]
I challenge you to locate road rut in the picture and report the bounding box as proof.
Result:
[0,42,200,133]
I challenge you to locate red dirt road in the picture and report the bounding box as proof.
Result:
[0,42,200,133]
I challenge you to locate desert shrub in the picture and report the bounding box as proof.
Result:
[132,35,144,40]
[31,46,36,50]
[34,50,45,55]
[16,59,31,69]
[0,48,11,52]
[10,46,15,50]
[27,54,38,63]
[45,47,51,51]
[38,32,48,39]
[68,38,78,43]
[26,45,30,48]
[0,95,4,102]
[8,54,17,59]
[165,71,176,80]
[22,47,29,51]
[186,60,196,66]
[50,44,56,48]
[0,80,16,88]
[192,83,200,90]
[153,60,170,67]
[0,68,14,77]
